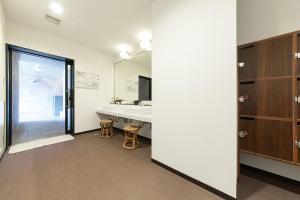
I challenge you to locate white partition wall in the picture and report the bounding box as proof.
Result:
[152,0,237,198]
[0,2,6,157]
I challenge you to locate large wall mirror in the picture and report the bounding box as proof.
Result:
[114,51,152,103]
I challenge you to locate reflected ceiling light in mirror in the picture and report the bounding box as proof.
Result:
[118,44,132,60]
[138,31,152,51]
[50,2,64,15]
[140,40,152,51]
[119,51,132,60]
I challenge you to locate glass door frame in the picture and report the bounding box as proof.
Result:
[5,44,75,148]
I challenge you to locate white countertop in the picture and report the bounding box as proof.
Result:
[96,105,152,123]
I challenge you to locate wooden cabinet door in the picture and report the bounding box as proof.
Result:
[238,45,258,80]
[297,35,300,75]
[297,125,300,163]
[297,35,300,164]
[298,126,300,163]
[239,118,293,162]
[239,79,292,118]
[239,35,293,80]
[257,35,293,77]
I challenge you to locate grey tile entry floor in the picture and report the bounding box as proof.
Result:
[12,120,65,145]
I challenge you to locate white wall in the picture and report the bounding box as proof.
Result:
[152,0,237,198]
[238,0,300,45]
[0,2,6,156]
[6,22,114,133]
[115,60,151,101]
[238,0,300,181]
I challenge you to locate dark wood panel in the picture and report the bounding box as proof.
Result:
[297,81,300,119]
[239,79,292,118]
[238,45,258,80]
[239,35,293,80]
[298,125,300,163]
[257,35,293,77]
[239,118,293,162]
[297,34,300,75]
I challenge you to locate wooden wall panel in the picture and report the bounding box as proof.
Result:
[239,35,293,80]
[239,118,293,162]
[240,79,292,118]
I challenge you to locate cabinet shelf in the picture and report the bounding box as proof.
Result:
[239,76,292,84]
[239,115,293,122]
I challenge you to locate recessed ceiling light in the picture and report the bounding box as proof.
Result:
[50,2,64,15]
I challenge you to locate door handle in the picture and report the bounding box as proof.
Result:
[238,95,248,103]
[295,96,300,103]
[66,90,71,108]
[238,62,245,68]
[238,131,248,138]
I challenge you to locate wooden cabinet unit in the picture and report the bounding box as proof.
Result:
[238,32,300,165]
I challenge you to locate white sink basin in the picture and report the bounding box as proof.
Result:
[123,106,151,115]
[102,105,124,112]
[102,105,151,115]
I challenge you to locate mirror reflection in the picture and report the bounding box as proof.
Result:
[114,51,151,104]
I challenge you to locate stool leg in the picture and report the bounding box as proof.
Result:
[132,133,136,149]
[111,124,114,136]
[135,133,139,147]
[123,131,128,148]
[100,124,103,137]
[109,123,113,137]
[105,126,109,138]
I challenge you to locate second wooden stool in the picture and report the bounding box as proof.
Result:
[100,119,114,138]
[123,125,140,150]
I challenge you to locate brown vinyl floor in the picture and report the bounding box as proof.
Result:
[0,130,299,200]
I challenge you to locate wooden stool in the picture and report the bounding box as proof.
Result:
[123,125,140,150]
[100,119,114,138]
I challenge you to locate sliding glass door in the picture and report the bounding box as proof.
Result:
[6,45,74,146]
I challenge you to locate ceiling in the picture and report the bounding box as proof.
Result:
[2,0,152,55]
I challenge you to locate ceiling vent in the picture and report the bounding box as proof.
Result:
[45,14,61,25]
